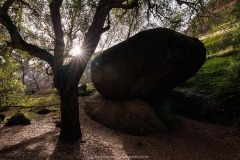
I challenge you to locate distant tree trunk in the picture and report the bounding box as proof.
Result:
[32,74,40,91]
[21,62,25,85]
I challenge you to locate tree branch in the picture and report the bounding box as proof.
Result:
[49,0,64,69]
[100,13,111,34]
[16,0,40,18]
[2,0,15,11]
[0,3,54,66]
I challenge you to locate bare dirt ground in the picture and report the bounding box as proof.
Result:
[0,97,240,160]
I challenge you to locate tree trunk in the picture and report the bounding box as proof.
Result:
[54,65,83,141]
[57,82,82,141]
[52,0,111,141]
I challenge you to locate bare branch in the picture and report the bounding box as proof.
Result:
[2,0,15,11]
[100,13,111,34]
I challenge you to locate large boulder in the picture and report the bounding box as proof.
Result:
[91,28,206,100]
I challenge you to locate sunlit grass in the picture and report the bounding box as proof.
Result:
[181,55,240,100]
[202,26,240,56]
[1,89,61,121]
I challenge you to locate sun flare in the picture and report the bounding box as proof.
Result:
[69,45,82,57]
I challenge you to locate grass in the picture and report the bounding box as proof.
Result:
[0,83,97,121]
[184,25,240,99]
[202,26,240,57]
[19,89,60,107]
[181,54,240,100]
[0,89,61,121]
[178,28,240,127]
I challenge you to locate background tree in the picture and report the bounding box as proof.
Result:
[0,44,25,109]
[0,0,207,141]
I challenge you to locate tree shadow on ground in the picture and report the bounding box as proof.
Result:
[0,130,59,160]
[49,141,84,160]
[0,128,115,160]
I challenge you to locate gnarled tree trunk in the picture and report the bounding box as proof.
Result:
[58,83,81,140]
[53,64,84,141]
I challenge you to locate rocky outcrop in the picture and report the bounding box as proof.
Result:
[91,28,206,100]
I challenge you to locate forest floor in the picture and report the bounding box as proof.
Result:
[0,96,240,160]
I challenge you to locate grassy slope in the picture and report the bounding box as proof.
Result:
[182,55,239,100]
[202,26,240,57]
[179,24,240,127]
[183,23,240,100]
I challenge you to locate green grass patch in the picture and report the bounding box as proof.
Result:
[0,89,60,121]
[181,55,240,100]
[202,26,240,56]
[19,89,60,107]
[1,105,60,121]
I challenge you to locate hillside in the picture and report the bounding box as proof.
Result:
[179,0,240,129]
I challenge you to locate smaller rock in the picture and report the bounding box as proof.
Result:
[0,114,5,121]
[84,93,167,136]
[0,107,8,112]
[5,112,30,126]
[78,83,89,96]
[37,108,51,114]
[78,83,87,92]
[55,121,61,128]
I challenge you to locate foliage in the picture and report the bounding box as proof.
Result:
[79,73,86,85]
[0,46,25,109]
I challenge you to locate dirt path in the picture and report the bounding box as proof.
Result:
[0,97,240,160]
